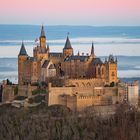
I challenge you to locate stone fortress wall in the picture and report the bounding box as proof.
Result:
[48,78,119,111]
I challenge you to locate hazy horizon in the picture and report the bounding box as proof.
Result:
[0,0,140,26]
[0,23,140,27]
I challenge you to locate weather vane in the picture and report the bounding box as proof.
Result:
[67,32,70,36]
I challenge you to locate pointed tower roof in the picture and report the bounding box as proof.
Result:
[91,42,96,58]
[40,25,46,37]
[64,35,72,49]
[115,57,118,63]
[47,44,50,51]
[91,42,94,54]
[19,42,28,56]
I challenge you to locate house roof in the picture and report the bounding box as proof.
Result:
[64,55,103,65]
[49,52,63,57]
[42,60,50,68]
[64,55,89,62]
[92,58,103,65]
[48,64,55,69]
[29,57,37,61]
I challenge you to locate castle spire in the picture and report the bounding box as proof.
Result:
[19,41,28,56]
[64,34,72,49]
[91,42,96,58]
[40,25,46,48]
[63,34,73,57]
[40,25,46,37]
[105,57,107,63]
[91,42,94,54]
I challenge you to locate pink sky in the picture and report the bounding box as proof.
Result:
[0,0,140,25]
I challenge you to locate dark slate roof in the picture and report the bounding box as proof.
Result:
[19,42,28,56]
[91,42,94,55]
[29,57,37,61]
[92,58,103,65]
[40,48,47,53]
[108,54,115,63]
[49,52,63,57]
[48,64,55,69]
[64,36,72,49]
[42,60,50,68]
[40,25,46,37]
[64,55,89,62]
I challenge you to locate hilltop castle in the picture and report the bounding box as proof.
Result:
[18,25,118,85]
[1,26,139,111]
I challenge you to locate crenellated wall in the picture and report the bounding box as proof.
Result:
[48,82,120,111]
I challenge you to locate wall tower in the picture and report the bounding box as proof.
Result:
[106,55,118,84]
[63,35,73,58]
[18,42,28,85]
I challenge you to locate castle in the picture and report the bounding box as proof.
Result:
[17,25,122,111]
[18,25,118,85]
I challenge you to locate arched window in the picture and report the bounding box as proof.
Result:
[112,72,115,77]
[102,68,104,75]
[98,68,100,75]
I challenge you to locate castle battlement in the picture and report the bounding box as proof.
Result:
[77,95,101,99]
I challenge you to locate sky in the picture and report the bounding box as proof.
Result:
[0,0,140,25]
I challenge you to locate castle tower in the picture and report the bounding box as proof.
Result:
[34,25,49,60]
[91,42,96,58]
[40,25,46,48]
[18,42,28,85]
[63,35,73,57]
[106,55,118,84]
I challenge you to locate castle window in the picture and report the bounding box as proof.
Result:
[102,68,104,75]
[112,72,115,77]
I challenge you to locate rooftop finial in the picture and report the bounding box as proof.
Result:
[115,57,118,63]
[78,51,80,56]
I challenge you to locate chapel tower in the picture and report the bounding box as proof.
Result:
[40,25,46,48]
[34,25,49,60]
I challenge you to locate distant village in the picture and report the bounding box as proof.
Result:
[0,26,139,112]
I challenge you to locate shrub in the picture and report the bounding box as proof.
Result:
[14,86,18,96]
[32,89,48,95]
[28,95,45,104]
[110,82,115,87]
